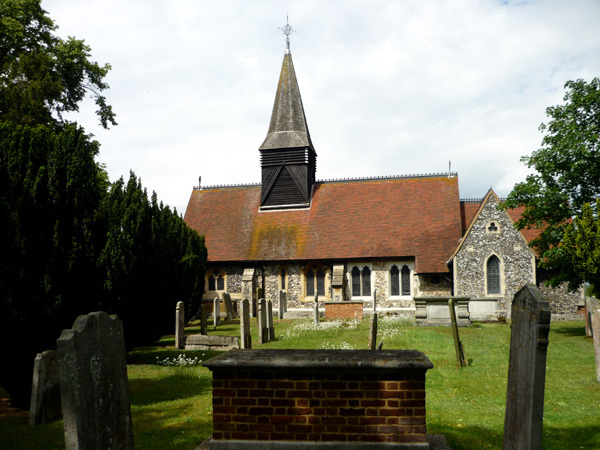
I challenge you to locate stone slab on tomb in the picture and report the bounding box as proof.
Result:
[415,297,470,326]
[185,334,239,351]
[468,298,499,322]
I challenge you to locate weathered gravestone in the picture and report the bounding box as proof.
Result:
[369,313,378,350]
[221,292,236,320]
[57,311,134,450]
[586,296,599,338]
[503,285,551,450]
[200,300,208,335]
[258,298,269,344]
[314,293,320,325]
[240,298,252,349]
[175,301,185,349]
[267,299,275,341]
[592,309,600,382]
[278,290,287,320]
[213,296,220,330]
[29,350,61,425]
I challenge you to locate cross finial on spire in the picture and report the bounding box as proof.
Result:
[279,15,295,54]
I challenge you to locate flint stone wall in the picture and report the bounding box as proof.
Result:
[454,195,535,312]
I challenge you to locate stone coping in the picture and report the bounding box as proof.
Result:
[203,349,433,372]
[323,301,365,304]
[413,297,470,301]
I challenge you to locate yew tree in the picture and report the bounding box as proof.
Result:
[504,77,600,290]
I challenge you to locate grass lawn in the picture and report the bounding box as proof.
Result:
[0,317,598,449]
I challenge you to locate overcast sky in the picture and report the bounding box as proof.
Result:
[43,0,600,214]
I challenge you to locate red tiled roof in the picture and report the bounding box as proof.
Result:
[184,176,463,273]
[506,206,542,244]
[460,201,480,235]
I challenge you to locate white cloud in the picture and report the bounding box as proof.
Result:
[42,0,600,213]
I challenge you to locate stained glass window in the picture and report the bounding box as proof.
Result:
[401,265,411,296]
[487,256,501,294]
[390,265,400,296]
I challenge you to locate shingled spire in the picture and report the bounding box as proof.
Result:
[259,24,317,209]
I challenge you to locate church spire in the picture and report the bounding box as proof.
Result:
[259,19,312,151]
[259,20,317,209]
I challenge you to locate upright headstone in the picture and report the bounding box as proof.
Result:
[586,296,599,338]
[314,293,320,325]
[200,301,208,335]
[213,296,220,330]
[278,290,286,320]
[267,299,275,341]
[592,309,600,382]
[258,298,268,344]
[175,301,185,349]
[222,292,235,320]
[373,289,377,313]
[29,350,61,425]
[57,312,134,450]
[240,299,252,349]
[503,285,551,450]
[369,313,378,350]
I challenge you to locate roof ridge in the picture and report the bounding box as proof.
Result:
[196,182,261,190]
[317,172,458,183]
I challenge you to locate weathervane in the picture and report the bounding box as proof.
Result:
[279,15,295,54]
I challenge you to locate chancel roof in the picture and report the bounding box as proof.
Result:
[184,175,463,273]
[259,52,314,151]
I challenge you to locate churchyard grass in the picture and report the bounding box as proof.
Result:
[0,318,598,449]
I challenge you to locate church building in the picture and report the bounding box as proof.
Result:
[184,37,540,321]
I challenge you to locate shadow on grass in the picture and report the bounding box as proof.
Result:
[550,324,586,337]
[129,372,212,406]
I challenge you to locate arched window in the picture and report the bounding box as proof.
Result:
[351,265,371,297]
[279,267,287,291]
[207,268,225,291]
[390,265,400,296]
[401,265,411,296]
[487,255,501,294]
[306,264,326,297]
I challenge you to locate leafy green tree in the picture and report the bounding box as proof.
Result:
[98,173,206,348]
[562,200,600,295]
[0,0,116,128]
[503,77,600,289]
[0,123,107,405]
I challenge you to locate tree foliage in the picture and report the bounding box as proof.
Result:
[0,0,116,128]
[0,1,206,405]
[562,200,600,295]
[503,77,600,289]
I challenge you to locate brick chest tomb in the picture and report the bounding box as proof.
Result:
[203,349,434,449]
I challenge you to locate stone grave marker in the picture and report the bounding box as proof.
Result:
[314,293,319,325]
[57,311,134,450]
[267,299,275,341]
[258,298,269,344]
[369,313,378,350]
[213,296,220,330]
[503,285,551,450]
[200,300,208,335]
[278,290,287,320]
[29,350,61,425]
[592,309,600,382]
[373,289,377,313]
[240,298,252,349]
[586,296,599,338]
[175,301,185,349]
[222,292,235,320]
